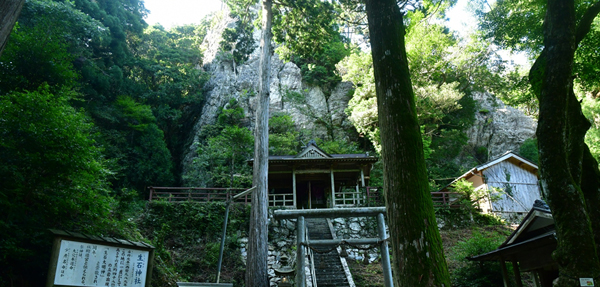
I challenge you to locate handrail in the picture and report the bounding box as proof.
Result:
[307,224,317,287]
[232,186,256,200]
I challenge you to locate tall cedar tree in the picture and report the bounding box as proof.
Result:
[0,0,25,56]
[246,0,272,286]
[364,0,451,286]
[531,0,600,285]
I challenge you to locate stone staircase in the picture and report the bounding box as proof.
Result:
[306,218,351,287]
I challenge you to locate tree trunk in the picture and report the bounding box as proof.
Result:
[245,0,272,286]
[0,0,25,57]
[534,0,600,285]
[364,0,451,286]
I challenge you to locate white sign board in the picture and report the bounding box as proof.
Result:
[581,278,595,286]
[54,240,149,287]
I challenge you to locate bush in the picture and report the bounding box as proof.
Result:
[451,231,512,287]
[138,201,250,286]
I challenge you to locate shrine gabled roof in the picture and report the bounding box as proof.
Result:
[266,153,378,163]
[248,140,378,164]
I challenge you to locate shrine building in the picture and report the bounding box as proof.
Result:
[250,140,378,209]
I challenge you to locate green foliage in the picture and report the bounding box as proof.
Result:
[0,0,105,93]
[99,96,175,192]
[519,138,539,164]
[450,231,512,287]
[131,23,210,179]
[314,138,361,154]
[581,92,600,161]
[273,0,350,93]
[139,201,249,285]
[184,99,254,187]
[221,0,257,65]
[269,113,300,155]
[574,19,600,92]
[0,86,115,285]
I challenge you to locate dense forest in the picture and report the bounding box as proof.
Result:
[1,0,600,286]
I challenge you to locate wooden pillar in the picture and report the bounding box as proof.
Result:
[330,167,336,208]
[355,184,360,206]
[293,167,297,209]
[308,181,312,209]
[512,260,523,287]
[499,258,510,287]
[360,166,365,187]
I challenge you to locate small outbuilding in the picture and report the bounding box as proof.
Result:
[468,200,557,287]
[440,151,541,221]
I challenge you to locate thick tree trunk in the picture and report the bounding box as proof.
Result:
[535,0,600,285]
[0,0,25,57]
[364,0,451,286]
[246,0,272,286]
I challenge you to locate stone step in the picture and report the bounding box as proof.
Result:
[306,218,351,287]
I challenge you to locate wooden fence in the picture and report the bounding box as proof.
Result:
[148,187,249,203]
[148,186,462,208]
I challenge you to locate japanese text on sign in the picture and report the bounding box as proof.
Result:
[54,240,149,287]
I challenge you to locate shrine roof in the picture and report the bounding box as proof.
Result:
[249,140,377,164]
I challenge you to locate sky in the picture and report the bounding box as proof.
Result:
[143,0,473,31]
[142,0,529,65]
[143,0,223,29]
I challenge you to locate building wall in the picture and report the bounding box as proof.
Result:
[482,161,540,215]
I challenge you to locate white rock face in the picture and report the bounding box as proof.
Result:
[466,92,537,159]
[182,13,354,176]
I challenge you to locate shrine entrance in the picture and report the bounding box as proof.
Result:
[296,180,329,209]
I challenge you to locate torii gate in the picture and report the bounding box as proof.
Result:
[274,207,394,287]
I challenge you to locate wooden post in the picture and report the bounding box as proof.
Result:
[512,260,523,287]
[293,167,297,208]
[246,0,272,285]
[499,258,510,287]
[308,181,312,209]
[361,166,365,187]
[355,184,360,206]
[330,167,335,208]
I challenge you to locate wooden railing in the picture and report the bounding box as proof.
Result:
[148,187,249,203]
[148,187,463,208]
[431,192,462,207]
[268,193,294,207]
[365,186,383,206]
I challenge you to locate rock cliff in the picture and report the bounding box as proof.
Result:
[182,11,538,179]
[182,11,354,177]
[466,92,537,160]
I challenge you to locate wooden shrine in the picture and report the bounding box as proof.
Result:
[251,140,378,209]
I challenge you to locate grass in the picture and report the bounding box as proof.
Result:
[346,225,524,287]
